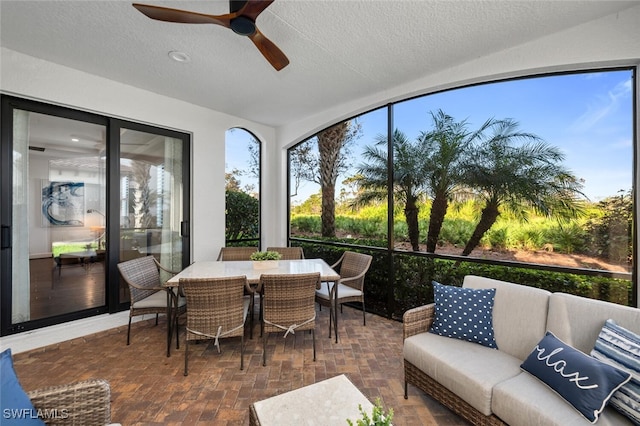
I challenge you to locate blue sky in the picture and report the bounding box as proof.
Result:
[229,69,634,204]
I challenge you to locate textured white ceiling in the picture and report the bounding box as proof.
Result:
[1,1,637,128]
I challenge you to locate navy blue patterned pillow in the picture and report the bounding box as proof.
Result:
[429,281,498,349]
[522,332,631,424]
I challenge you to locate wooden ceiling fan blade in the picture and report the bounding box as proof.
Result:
[132,3,232,27]
[249,28,289,71]
[238,0,275,21]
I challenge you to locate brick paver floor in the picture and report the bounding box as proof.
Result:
[13,305,466,425]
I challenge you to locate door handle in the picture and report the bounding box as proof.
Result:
[180,221,189,238]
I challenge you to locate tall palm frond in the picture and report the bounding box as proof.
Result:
[461,118,586,255]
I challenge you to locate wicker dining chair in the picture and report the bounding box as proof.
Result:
[260,272,321,366]
[315,251,373,333]
[266,246,305,260]
[117,255,186,348]
[216,246,258,261]
[180,276,251,376]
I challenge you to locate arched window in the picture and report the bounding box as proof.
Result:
[225,128,261,246]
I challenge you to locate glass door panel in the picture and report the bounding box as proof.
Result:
[119,128,185,303]
[13,110,107,324]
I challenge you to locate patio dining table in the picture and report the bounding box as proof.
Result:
[163,259,342,355]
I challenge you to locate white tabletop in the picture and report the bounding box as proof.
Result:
[166,259,340,286]
[251,374,373,426]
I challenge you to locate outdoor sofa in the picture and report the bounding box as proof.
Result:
[27,379,114,425]
[1,346,115,426]
[403,275,640,425]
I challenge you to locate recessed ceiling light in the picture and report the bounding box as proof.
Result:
[168,50,191,63]
[71,138,79,142]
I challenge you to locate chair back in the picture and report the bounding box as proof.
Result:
[180,276,249,342]
[337,251,373,291]
[261,273,320,332]
[217,247,258,261]
[117,255,162,304]
[266,246,305,260]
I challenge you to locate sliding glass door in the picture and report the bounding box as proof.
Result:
[0,96,190,335]
[117,125,189,305]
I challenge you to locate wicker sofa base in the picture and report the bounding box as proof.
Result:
[27,378,111,426]
[404,360,506,426]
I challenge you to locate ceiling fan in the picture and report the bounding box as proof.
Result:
[132,0,289,71]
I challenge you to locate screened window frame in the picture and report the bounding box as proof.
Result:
[286,67,638,308]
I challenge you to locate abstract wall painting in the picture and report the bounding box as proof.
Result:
[42,181,85,226]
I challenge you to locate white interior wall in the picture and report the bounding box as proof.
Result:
[0,47,277,261]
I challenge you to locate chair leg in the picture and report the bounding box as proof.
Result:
[240,335,245,370]
[362,298,366,326]
[329,306,335,339]
[312,329,316,361]
[127,316,132,345]
[260,308,264,338]
[175,311,180,350]
[155,313,159,326]
[249,298,254,340]
[262,333,268,366]
[184,340,189,376]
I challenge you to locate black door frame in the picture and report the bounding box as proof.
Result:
[0,95,191,335]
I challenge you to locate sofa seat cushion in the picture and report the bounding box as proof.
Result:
[493,372,633,426]
[404,331,522,415]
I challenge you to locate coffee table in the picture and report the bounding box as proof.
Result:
[249,374,373,426]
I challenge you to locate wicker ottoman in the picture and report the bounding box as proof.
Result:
[249,374,373,426]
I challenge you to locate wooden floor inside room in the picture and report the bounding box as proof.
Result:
[12,305,467,426]
[29,256,106,320]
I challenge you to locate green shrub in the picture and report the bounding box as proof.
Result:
[485,227,508,250]
[438,219,474,246]
[291,215,321,233]
[549,223,588,254]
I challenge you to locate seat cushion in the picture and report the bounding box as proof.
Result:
[315,283,362,301]
[547,292,640,354]
[131,290,167,309]
[404,332,522,415]
[493,372,633,426]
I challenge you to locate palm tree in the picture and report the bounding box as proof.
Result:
[353,129,428,251]
[419,110,493,253]
[461,119,585,256]
[291,121,361,237]
[131,161,158,228]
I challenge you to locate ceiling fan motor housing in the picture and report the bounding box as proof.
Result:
[230,15,256,36]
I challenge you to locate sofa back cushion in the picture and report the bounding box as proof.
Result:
[463,275,551,360]
[547,292,640,354]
